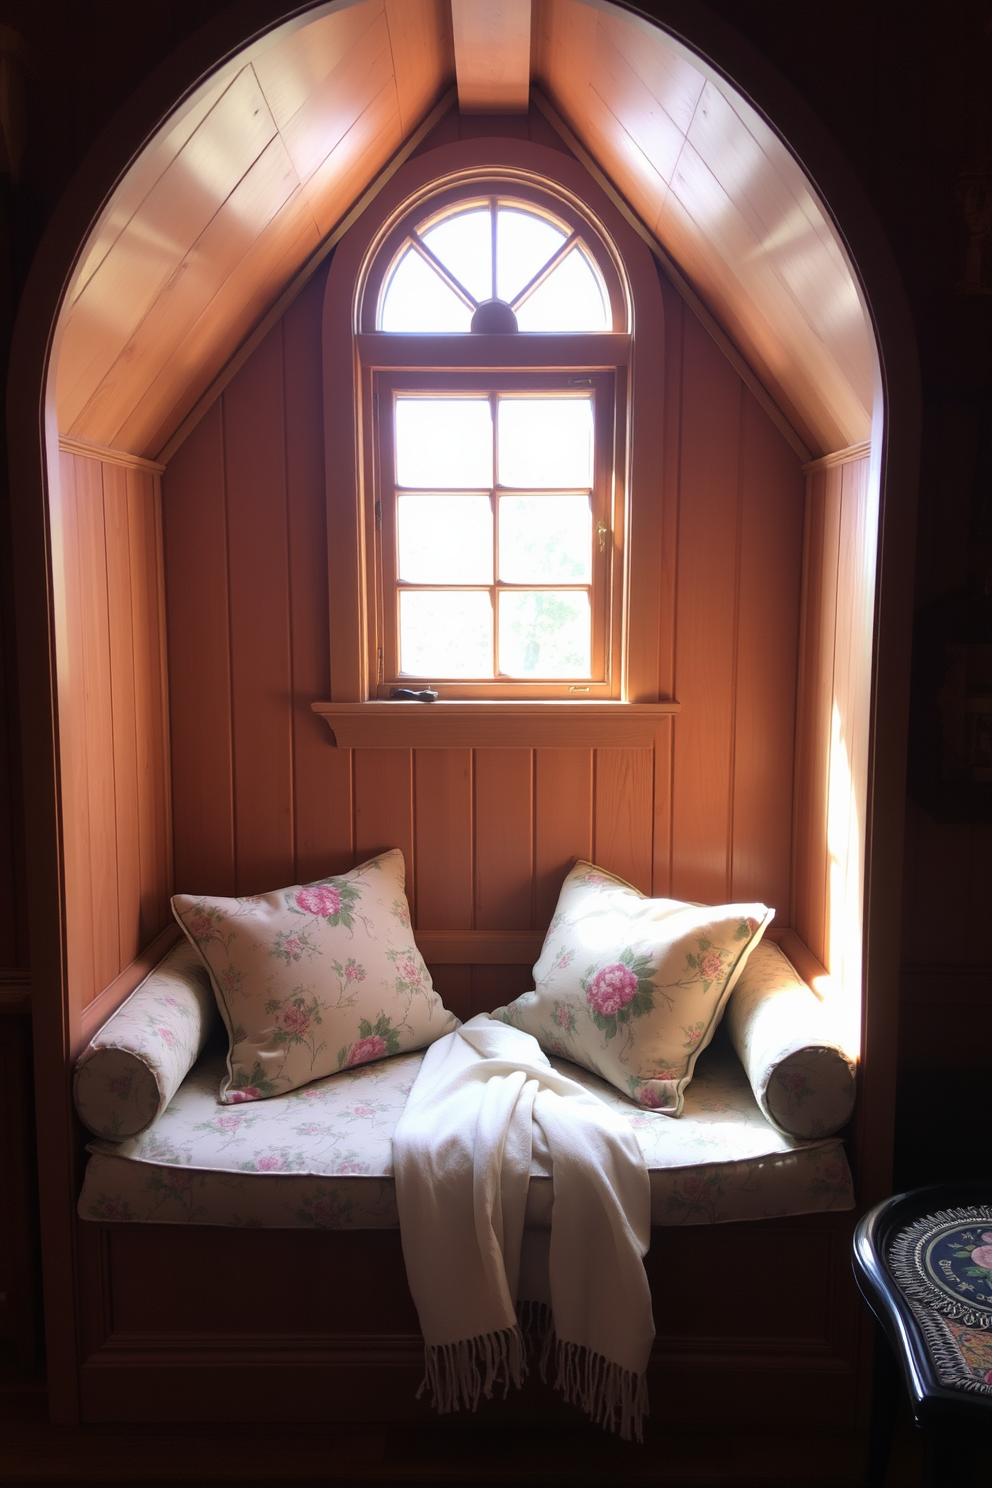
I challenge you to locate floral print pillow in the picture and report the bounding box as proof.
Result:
[723,939,856,1137]
[172,850,458,1104]
[73,937,218,1139]
[491,861,772,1115]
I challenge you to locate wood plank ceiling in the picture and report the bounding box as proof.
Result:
[54,0,874,463]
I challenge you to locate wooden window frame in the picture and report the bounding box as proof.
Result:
[370,363,625,701]
[320,139,671,743]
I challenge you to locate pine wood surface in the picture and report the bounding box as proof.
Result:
[165,258,806,928]
[533,0,875,456]
[55,0,455,459]
[50,0,873,464]
[52,453,172,1027]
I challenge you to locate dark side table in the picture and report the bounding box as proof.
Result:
[853,1182,992,1488]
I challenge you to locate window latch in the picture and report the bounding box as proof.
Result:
[597,520,609,552]
[389,687,438,703]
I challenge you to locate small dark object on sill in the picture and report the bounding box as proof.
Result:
[389,688,438,702]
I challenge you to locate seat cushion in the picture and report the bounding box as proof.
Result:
[79,1035,854,1230]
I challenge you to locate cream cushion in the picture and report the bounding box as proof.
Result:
[724,939,857,1137]
[491,861,772,1115]
[172,849,458,1103]
[73,937,217,1139]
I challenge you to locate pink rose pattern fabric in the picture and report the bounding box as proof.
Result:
[78,1038,854,1230]
[73,939,218,1139]
[492,861,772,1116]
[172,850,457,1104]
[722,939,857,1138]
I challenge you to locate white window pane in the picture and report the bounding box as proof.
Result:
[400,591,493,677]
[499,591,591,678]
[497,398,593,489]
[381,248,472,332]
[395,399,493,488]
[497,208,567,305]
[398,496,493,583]
[421,209,492,303]
[499,496,591,583]
[515,247,609,332]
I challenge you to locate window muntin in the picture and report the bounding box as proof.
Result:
[378,198,611,335]
[375,371,618,698]
[355,171,631,701]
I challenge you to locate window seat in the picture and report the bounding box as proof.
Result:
[78,1033,853,1232]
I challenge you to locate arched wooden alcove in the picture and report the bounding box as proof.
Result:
[8,0,919,1438]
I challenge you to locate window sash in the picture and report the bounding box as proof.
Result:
[372,369,623,700]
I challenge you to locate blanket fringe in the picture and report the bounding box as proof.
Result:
[518,1301,647,1442]
[553,1337,649,1443]
[418,1325,526,1415]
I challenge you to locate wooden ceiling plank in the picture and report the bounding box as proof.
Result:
[71,136,304,449]
[116,190,323,458]
[530,84,816,459]
[667,140,873,426]
[686,80,870,374]
[69,75,229,307]
[385,0,455,136]
[57,66,279,431]
[277,10,395,186]
[590,24,687,187]
[597,7,704,138]
[155,84,456,466]
[657,186,867,450]
[451,0,532,113]
[250,2,385,133]
[532,0,595,100]
[580,107,670,247]
[301,80,404,240]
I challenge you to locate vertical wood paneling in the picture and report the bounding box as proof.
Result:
[164,403,235,894]
[414,749,473,928]
[792,455,873,1008]
[651,716,674,898]
[283,272,353,883]
[159,226,810,980]
[102,464,141,967]
[74,457,120,1000]
[792,470,832,961]
[224,325,294,894]
[534,749,592,927]
[473,751,533,928]
[593,749,653,892]
[54,451,172,1015]
[425,963,472,1022]
[54,453,95,1016]
[731,391,804,920]
[828,457,874,1022]
[353,751,414,886]
[127,467,172,945]
[671,315,742,904]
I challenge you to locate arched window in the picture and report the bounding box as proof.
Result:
[323,143,666,711]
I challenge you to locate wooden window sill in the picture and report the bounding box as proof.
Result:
[311,700,679,748]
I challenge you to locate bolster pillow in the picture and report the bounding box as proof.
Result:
[723,939,856,1138]
[73,938,218,1140]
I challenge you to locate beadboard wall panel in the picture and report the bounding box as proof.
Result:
[792,453,875,1025]
[51,452,172,1031]
[163,261,805,1006]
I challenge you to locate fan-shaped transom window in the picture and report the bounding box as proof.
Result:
[378,199,611,334]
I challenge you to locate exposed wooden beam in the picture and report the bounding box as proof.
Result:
[451,0,531,113]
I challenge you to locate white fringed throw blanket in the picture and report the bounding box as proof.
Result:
[392,1014,654,1440]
